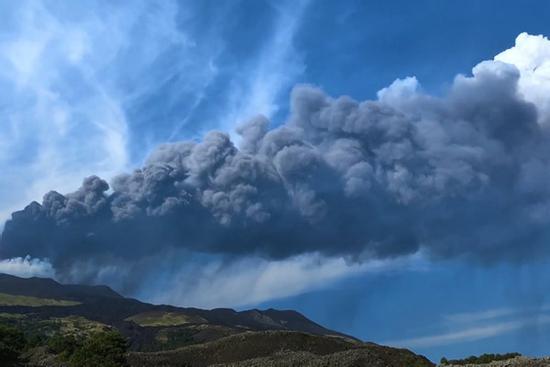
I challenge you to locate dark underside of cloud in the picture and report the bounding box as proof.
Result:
[2,57,550,278]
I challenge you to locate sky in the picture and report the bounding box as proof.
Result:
[2,0,550,362]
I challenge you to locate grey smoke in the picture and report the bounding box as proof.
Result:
[2,59,550,279]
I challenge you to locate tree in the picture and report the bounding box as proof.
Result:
[70,331,128,367]
[0,324,26,366]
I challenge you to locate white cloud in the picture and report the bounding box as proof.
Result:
[0,256,54,278]
[495,32,550,126]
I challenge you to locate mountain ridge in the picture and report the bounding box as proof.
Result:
[0,273,354,341]
[0,273,434,367]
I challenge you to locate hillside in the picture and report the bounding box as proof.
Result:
[0,273,433,367]
[441,356,550,367]
[128,330,434,367]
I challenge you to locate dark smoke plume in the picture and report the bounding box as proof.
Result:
[2,59,550,279]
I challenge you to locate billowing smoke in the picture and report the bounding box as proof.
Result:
[2,33,550,284]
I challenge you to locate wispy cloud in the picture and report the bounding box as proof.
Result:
[219,0,310,137]
[0,250,427,308]
[0,1,130,224]
[388,320,527,349]
[444,308,518,324]
[138,251,425,309]
[0,1,222,226]
[387,307,550,348]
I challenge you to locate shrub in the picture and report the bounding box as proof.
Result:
[441,352,521,365]
[26,333,47,348]
[69,331,128,367]
[0,324,26,366]
[47,334,80,360]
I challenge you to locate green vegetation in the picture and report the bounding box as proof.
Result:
[69,331,128,367]
[0,292,80,307]
[48,333,79,360]
[52,315,110,335]
[126,311,206,327]
[0,313,110,345]
[46,330,129,366]
[0,324,25,366]
[0,312,26,320]
[148,327,195,351]
[0,316,127,367]
[440,353,521,365]
[0,321,128,367]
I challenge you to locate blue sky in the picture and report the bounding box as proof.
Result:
[2,0,550,362]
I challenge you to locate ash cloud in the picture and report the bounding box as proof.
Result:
[3,33,550,279]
